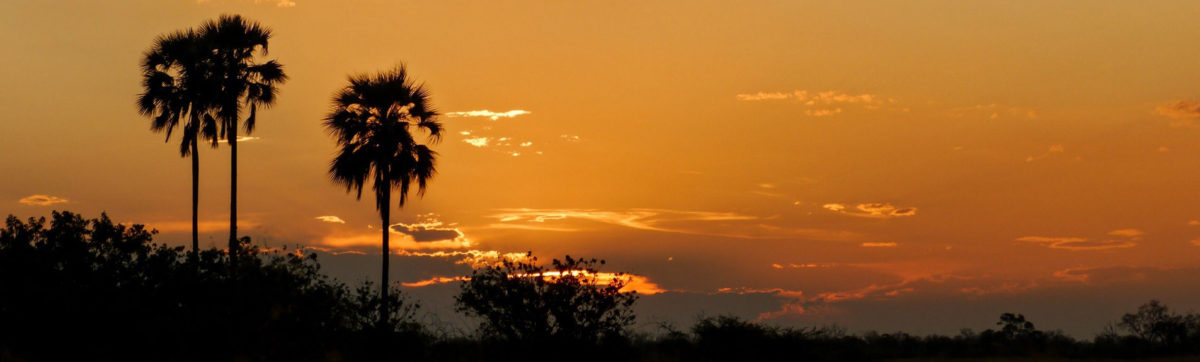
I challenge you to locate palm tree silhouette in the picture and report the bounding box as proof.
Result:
[138,29,220,258]
[324,65,440,324]
[199,15,287,259]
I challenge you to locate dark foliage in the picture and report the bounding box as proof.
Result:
[0,211,419,362]
[4,211,1200,361]
[456,254,638,343]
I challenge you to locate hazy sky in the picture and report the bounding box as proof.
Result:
[5,0,1200,336]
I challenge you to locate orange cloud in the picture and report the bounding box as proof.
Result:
[1154,100,1200,127]
[197,0,296,8]
[445,110,530,120]
[861,242,898,247]
[1015,236,1137,251]
[18,194,67,206]
[736,90,897,117]
[401,270,665,295]
[1052,266,1155,285]
[401,276,468,287]
[143,219,262,233]
[319,214,472,251]
[1025,144,1065,162]
[315,215,345,224]
[1107,228,1144,238]
[948,103,1038,120]
[489,208,757,235]
[822,203,917,219]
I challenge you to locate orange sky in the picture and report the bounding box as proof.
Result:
[5,0,1200,335]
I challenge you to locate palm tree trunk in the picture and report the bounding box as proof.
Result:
[380,191,390,327]
[191,137,200,260]
[229,126,238,266]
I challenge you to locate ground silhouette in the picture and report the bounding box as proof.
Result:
[3,211,1200,361]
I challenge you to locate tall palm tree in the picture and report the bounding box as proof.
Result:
[138,29,220,258]
[198,15,287,259]
[324,65,441,325]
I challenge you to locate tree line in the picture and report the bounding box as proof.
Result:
[3,211,1200,361]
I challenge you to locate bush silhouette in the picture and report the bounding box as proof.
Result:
[0,211,420,361]
[6,211,1200,361]
[455,253,637,343]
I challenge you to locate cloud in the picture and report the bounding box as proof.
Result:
[736,92,795,101]
[1015,236,1137,251]
[390,249,529,268]
[463,137,490,147]
[18,194,67,206]
[489,208,758,236]
[401,271,665,295]
[1053,266,1155,285]
[771,263,835,269]
[217,136,260,142]
[144,220,262,233]
[1106,229,1143,238]
[315,215,345,224]
[736,90,897,116]
[861,242,898,247]
[1025,145,1065,162]
[445,110,530,120]
[948,103,1038,120]
[822,203,917,219]
[458,134,545,156]
[490,208,861,241]
[390,221,464,243]
[197,0,295,8]
[401,276,469,287]
[320,214,472,250]
[1155,100,1200,127]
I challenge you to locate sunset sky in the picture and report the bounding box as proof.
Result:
[5,0,1200,336]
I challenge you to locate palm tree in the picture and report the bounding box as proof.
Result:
[138,29,220,258]
[324,65,441,325]
[198,15,287,259]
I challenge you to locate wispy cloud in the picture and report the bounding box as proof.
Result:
[489,208,858,241]
[144,220,262,233]
[822,203,917,219]
[490,208,756,235]
[320,214,471,251]
[1107,229,1144,238]
[315,215,345,224]
[1025,145,1065,162]
[771,263,836,269]
[402,271,665,295]
[1016,235,1137,251]
[445,110,530,120]
[394,249,530,268]
[947,103,1038,120]
[390,217,466,243]
[1155,100,1200,127]
[18,194,67,206]
[463,137,490,147]
[736,90,898,116]
[197,0,295,8]
[459,135,544,157]
[216,136,260,142]
[861,242,898,247]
